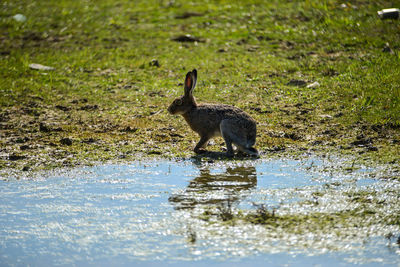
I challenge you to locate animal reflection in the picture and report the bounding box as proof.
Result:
[169,166,257,210]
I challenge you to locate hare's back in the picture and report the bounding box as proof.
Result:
[196,104,256,125]
[185,104,256,138]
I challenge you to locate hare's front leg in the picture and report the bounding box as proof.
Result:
[194,135,210,154]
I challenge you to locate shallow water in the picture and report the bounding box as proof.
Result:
[1,158,399,266]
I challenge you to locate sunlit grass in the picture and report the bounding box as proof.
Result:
[0,0,399,171]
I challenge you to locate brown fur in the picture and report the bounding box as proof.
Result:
[168,69,258,157]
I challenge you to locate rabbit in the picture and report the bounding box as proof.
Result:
[168,69,259,157]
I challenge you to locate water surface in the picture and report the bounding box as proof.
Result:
[1,158,399,266]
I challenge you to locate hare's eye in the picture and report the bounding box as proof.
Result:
[176,99,182,105]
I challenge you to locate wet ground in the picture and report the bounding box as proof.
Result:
[1,157,399,266]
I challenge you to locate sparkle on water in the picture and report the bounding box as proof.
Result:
[1,156,399,266]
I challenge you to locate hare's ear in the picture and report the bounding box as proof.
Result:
[191,69,197,90]
[184,70,194,96]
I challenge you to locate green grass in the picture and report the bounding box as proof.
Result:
[1,0,399,171]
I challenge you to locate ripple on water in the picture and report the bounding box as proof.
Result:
[0,158,399,266]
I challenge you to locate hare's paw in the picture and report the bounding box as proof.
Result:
[194,147,207,154]
[225,151,234,158]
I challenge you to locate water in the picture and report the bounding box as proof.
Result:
[0,158,399,266]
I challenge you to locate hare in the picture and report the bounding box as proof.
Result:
[168,69,258,157]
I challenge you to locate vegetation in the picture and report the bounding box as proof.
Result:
[1,0,399,172]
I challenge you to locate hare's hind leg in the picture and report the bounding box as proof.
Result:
[220,120,258,157]
[220,120,244,157]
[241,146,259,157]
[236,143,258,156]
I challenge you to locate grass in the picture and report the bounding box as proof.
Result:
[1,0,400,172]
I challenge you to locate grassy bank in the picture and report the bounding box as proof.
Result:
[1,0,399,172]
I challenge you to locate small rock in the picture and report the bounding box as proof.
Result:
[287,79,307,87]
[306,81,320,88]
[318,114,333,119]
[13,14,27,22]
[60,137,73,146]
[29,63,55,71]
[382,43,393,54]
[378,8,400,19]
[172,34,204,43]
[149,59,160,67]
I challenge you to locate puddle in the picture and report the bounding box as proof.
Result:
[1,158,399,266]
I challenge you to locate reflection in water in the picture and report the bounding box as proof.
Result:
[169,166,257,210]
[1,161,399,266]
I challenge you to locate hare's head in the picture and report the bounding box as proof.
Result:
[168,69,198,115]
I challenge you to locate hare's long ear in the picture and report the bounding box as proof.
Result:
[184,70,194,97]
[191,69,197,90]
